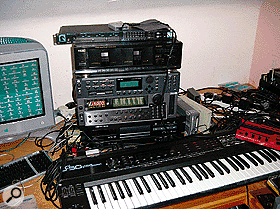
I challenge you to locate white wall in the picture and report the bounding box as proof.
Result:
[0,0,262,108]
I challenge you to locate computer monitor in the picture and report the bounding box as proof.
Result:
[0,37,55,144]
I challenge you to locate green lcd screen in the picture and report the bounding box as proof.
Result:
[0,59,45,123]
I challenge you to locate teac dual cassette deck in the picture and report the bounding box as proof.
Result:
[74,70,180,127]
[72,40,182,73]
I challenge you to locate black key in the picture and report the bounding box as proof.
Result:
[210,161,224,175]
[122,180,132,197]
[189,166,203,180]
[133,178,144,195]
[163,171,176,187]
[202,163,215,178]
[173,169,186,185]
[230,156,245,170]
[115,181,125,199]
[97,185,106,203]
[196,164,209,179]
[179,168,193,183]
[157,173,169,189]
[150,174,162,190]
[225,157,239,171]
[267,149,280,160]
[243,153,258,166]
[257,150,272,163]
[236,155,250,169]
[108,183,118,200]
[263,150,277,162]
[140,177,151,193]
[250,152,264,165]
[216,160,230,174]
[89,187,98,205]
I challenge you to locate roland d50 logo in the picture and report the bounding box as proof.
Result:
[2,185,24,207]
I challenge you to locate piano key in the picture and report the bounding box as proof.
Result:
[218,159,245,183]
[125,179,142,208]
[225,157,239,171]
[136,177,155,205]
[153,173,175,200]
[85,187,99,209]
[167,170,189,197]
[115,181,125,199]
[133,178,144,195]
[174,169,186,185]
[229,156,245,170]
[243,153,258,166]
[97,185,106,203]
[257,150,272,163]
[249,152,264,165]
[111,182,128,209]
[253,151,278,172]
[150,174,162,190]
[189,165,203,180]
[195,164,209,179]
[142,175,162,203]
[216,160,230,174]
[140,176,151,193]
[122,180,132,197]
[101,184,116,209]
[203,162,229,188]
[163,171,176,187]
[93,186,106,209]
[166,170,190,197]
[181,167,207,193]
[127,178,147,207]
[145,175,167,202]
[179,168,193,183]
[104,184,121,209]
[157,173,169,189]
[118,181,135,209]
[267,149,280,160]
[108,183,118,200]
[201,163,215,178]
[159,172,180,199]
[210,161,224,175]
[262,149,277,162]
[236,155,250,169]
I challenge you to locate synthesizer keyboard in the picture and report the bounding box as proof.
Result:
[58,134,280,209]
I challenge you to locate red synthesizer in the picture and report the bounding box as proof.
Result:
[235,120,280,150]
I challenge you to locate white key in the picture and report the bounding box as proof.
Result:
[145,175,167,202]
[126,179,145,208]
[154,173,174,200]
[182,167,205,194]
[175,168,198,195]
[112,182,128,209]
[166,170,188,197]
[104,184,121,209]
[161,171,180,198]
[100,185,114,209]
[93,186,106,209]
[85,187,99,209]
[136,177,155,205]
[119,181,135,209]
[142,175,161,203]
[218,159,246,184]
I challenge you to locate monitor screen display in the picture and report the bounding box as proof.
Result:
[0,37,55,144]
[0,59,45,124]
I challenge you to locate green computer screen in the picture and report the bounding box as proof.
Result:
[0,59,45,123]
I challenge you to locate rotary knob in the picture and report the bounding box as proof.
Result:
[152,93,162,105]
[146,76,154,84]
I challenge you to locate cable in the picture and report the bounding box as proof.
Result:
[0,133,30,153]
